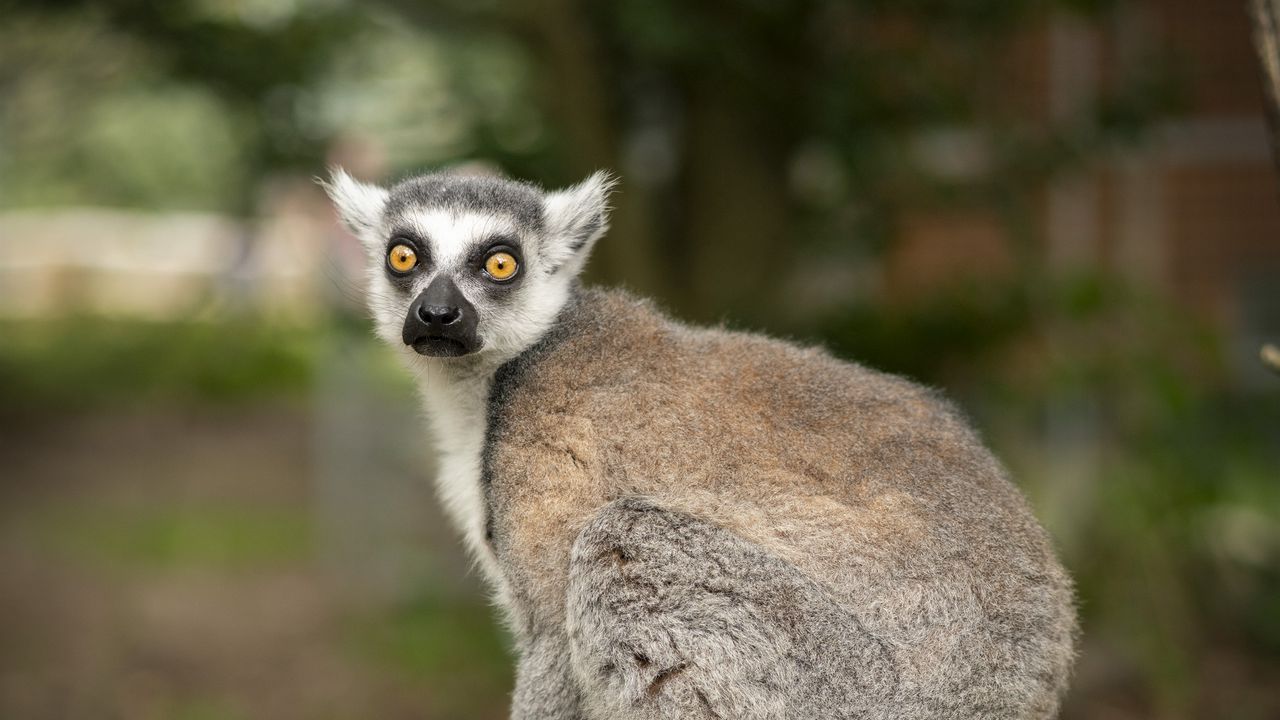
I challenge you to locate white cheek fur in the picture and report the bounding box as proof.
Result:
[364,270,408,348]
[471,259,568,356]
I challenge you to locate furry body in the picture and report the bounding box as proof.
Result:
[480,288,1075,719]
[324,169,1076,719]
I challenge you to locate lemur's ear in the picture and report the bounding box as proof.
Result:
[322,167,388,249]
[543,171,617,273]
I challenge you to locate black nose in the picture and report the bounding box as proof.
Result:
[417,303,461,327]
[402,275,480,357]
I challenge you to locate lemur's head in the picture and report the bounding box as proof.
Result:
[325,168,614,365]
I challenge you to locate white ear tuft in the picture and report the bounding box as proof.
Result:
[543,170,617,273]
[321,167,388,246]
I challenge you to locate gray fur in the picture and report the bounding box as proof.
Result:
[328,169,1078,720]
[384,172,546,232]
[568,497,899,719]
[483,289,1076,720]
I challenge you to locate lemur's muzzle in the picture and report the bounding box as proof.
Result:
[403,276,480,357]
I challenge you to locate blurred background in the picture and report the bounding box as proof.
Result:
[1,0,1278,718]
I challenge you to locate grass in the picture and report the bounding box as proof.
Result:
[0,315,317,410]
[31,502,313,574]
[345,593,513,715]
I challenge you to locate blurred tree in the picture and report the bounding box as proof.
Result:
[377,0,1179,326]
[3,0,1179,329]
[2,0,365,215]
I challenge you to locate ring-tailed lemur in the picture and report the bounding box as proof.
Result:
[325,168,1077,720]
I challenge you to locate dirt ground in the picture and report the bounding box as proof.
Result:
[0,403,511,720]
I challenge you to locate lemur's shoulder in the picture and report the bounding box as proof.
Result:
[492,284,980,455]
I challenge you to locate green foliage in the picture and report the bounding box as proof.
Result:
[345,593,512,716]
[0,318,316,409]
[0,0,1183,307]
[814,277,1034,384]
[0,13,245,210]
[1,0,365,213]
[80,86,249,209]
[169,699,249,720]
[318,19,555,178]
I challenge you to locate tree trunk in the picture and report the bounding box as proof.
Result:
[520,0,662,299]
[676,81,791,323]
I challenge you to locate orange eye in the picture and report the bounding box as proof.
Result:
[387,244,417,273]
[484,251,518,281]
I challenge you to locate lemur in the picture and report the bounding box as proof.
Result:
[325,167,1077,720]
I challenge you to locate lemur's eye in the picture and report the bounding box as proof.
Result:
[484,251,518,281]
[387,244,417,273]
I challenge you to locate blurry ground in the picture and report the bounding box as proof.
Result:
[9,401,1277,720]
[0,402,511,720]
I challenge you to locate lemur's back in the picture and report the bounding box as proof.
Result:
[485,287,1075,718]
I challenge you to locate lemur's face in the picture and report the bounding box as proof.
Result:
[326,169,613,364]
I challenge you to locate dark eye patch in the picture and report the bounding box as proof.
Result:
[385,228,429,255]
[384,229,430,287]
[465,234,523,268]
[464,235,525,301]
